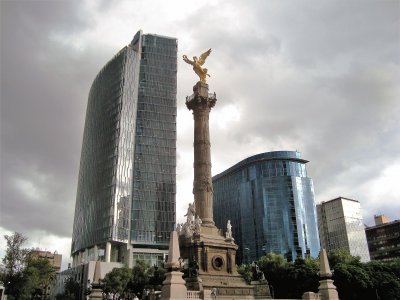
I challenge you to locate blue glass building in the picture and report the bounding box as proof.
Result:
[71,31,177,267]
[212,151,320,263]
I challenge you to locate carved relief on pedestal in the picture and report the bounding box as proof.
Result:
[193,176,214,193]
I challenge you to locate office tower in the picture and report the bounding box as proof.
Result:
[71,31,177,268]
[366,215,400,261]
[317,197,370,262]
[212,151,320,264]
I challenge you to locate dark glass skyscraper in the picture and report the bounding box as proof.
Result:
[71,31,177,267]
[212,151,320,263]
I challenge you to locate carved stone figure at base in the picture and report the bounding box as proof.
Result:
[184,202,195,223]
[252,262,266,281]
[194,215,202,235]
[226,219,232,239]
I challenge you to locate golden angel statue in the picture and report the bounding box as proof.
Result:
[183,48,212,83]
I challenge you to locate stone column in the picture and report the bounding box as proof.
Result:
[186,81,217,227]
[105,242,111,263]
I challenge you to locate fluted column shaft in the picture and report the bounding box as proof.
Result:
[186,82,216,227]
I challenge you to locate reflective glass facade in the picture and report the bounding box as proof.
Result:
[72,31,177,260]
[317,197,370,262]
[213,151,320,264]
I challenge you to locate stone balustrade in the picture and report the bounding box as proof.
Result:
[187,290,201,298]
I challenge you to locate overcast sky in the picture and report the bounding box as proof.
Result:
[1,0,399,270]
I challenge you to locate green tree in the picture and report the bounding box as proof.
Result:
[332,261,372,299]
[101,260,164,296]
[2,232,29,276]
[1,233,59,300]
[258,255,319,299]
[364,260,400,300]
[130,260,151,295]
[258,252,290,298]
[251,250,400,300]
[148,265,166,289]
[102,267,132,293]
[56,276,80,300]
[326,250,372,299]
[237,263,252,284]
[287,257,319,298]
[327,249,360,268]
[1,232,30,299]
[23,254,55,299]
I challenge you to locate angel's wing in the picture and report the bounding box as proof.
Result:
[197,48,212,66]
[183,55,195,66]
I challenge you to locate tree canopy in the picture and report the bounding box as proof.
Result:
[238,251,400,300]
[101,260,166,296]
[0,232,57,300]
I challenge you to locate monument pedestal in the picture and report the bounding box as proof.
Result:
[318,279,339,300]
[161,271,188,300]
[179,224,271,299]
[88,285,103,300]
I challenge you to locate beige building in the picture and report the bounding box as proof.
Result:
[31,249,62,272]
[317,197,370,262]
[31,250,62,299]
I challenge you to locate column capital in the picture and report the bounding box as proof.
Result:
[186,81,217,111]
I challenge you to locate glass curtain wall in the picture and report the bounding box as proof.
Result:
[72,46,137,254]
[72,31,177,258]
[213,151,320,264]
[130,34,177,248]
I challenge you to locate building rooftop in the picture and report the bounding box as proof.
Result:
[319,196,360,205]
[366,219,400,230]
[213,151,308,181]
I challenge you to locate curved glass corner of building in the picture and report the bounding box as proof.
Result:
[212,151,320,264]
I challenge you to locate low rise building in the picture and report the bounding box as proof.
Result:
[366,215,400,261]
[31,249,62,272]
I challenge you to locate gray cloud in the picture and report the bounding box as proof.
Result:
[1,1,98,239]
